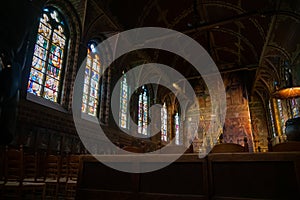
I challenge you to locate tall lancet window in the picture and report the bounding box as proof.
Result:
[268,101,276,137]
[81,43,101,117]
[277,99,285,134]
[174,112,181,145]
[119,72,129,129]
[27,7,68,103]
[161,102,168,142]
[138,86,149,135]
[291,99,299,117]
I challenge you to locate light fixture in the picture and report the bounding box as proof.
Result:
[272,61,300,103]
[272,60,300,141]
[272,86,300,99]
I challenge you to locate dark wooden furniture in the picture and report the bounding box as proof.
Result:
[76,154,208,200]
[208,152,300,200]
[272,141,300,152]
[209,143,246,153]
[76,152,300,200]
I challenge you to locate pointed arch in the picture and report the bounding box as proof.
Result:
[27,7,69,103]
[138,85,149,135]
[81,41,101,117]
[161,102,168,142]
[119,71,130,129]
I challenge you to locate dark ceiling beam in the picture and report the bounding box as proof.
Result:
[91,0,122,30]
[254,90,267,105]
[194,0,267,41]
[267,44,291,61]
[181,9,300,35]
[214,46,247,63]
[175,64,258,81]
[255,86,270,102]
[181,10,261,34]
[219,64,258,74]
[84,13,104,37]
[256,78,271,94]
[199,0,219,62]
[143,9,299,44]
[264,57,280,81]
[251,14,277,96]
[211,27,258,59]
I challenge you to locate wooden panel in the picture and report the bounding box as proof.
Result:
[79,162,134,191]
[140,162,206,195]
[76,153,300,200]
[76,154,208,200]
[210,143,245,153]
[76,189,135,200]
[208,153,300,200]
[272,141,300,152]
[139,193,207,200]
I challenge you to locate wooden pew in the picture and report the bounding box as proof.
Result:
[76,152,300,200]
[272,141,300,152]
[208,152,300,200]
[76,154,208,200]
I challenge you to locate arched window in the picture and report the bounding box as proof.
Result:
[27,7,68,103]
[81,42,101,117]
[277,99,285,134]
[119,72,129,129]
[291,99,299,117]
[138,86,149,135]
[268,100,276,137]
[161,102,168,142]
[174,112,181,145]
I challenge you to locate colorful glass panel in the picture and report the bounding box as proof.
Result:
[49,45,63,69]
[138,86,149,135]
[291,99,299,118]
[161,103,168,142]
[36,34,49,49]
[46,64,60,79]
[119,73,129,129]
[175,112,181,145]
[142,88,148,135]
[43,87,57,102]
[138,93,143,134]
[32,56,46,72]
[33,45,48,61]
[27,7,68,103]
[277,99,285,134]
[81,46,101,117]
[268,101,276,137]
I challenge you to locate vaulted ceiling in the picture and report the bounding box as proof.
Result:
[84,0,300,102]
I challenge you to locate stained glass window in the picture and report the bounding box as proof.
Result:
[291,98,299,118]
[27,8,68,103]
[174,112,181,145]
[161,102,168,142]
[81,43,101,117]
[277,99,285,134]
[138,86,149,135]
[268,101,276,137]
[119,72,129,129]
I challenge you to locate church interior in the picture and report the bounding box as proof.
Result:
[1,0,300,199]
